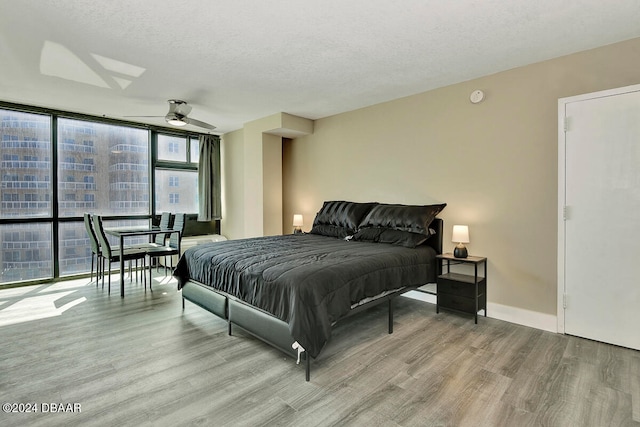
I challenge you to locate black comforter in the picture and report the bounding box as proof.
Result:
[174,233,437,357]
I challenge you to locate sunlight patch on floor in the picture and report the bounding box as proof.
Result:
[0,290,86,327]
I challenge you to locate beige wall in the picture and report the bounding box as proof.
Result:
[222,113,312,240]
[281,37,640,325]
[220,128,245,239]
[262,132,283,236]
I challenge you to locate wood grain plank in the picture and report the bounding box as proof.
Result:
[1,276,639,426]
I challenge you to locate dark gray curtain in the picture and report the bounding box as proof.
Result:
[197,134,221,221]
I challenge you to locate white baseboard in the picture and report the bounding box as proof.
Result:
[403,289,436,305]
[402,291,558,333]
[486,302,557,332]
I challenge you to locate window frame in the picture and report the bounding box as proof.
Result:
[152,132,199,215]
[0,101,208,287]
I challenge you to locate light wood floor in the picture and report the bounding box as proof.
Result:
[0,272,638,427]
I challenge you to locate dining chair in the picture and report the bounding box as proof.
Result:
[83,213,102,285]
[145,212,185,289]
[133,212,172,272]
[156,211,171,244]
[92,214,147,294]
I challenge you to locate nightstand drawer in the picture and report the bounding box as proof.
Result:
[436,253,487,323]
[437,293,476,314]
[438,273,485,298]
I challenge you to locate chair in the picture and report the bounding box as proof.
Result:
[156,211,171,244]
[130,212,172,276]
[92,214,147,294]
[132,211,171,253]
[145,212,185,288]
[83,213,102,285]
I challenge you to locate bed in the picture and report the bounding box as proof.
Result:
[174,201,445,380]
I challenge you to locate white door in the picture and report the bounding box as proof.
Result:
[561,85,640,351]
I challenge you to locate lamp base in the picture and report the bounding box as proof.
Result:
[453,243,468,258]
[293,227,303,235]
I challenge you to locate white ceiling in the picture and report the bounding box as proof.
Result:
[1,0,639,134]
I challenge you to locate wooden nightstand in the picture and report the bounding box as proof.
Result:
[436,253,487,324]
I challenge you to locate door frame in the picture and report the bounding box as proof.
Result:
[557,83,640,334]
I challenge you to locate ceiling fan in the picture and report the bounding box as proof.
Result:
[127,99,216,130]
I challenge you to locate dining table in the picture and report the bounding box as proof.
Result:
[104,226,181,298]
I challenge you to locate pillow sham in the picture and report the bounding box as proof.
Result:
[352,227,430,248]
[358,203,446,236]
[309,224,353,239]
[310,200,378,237]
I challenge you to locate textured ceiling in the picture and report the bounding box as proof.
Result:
[1,0,639,134]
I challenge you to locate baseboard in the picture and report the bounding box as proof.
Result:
[403,289,436,305]
[487,302,557,332]
[402,291,558,333]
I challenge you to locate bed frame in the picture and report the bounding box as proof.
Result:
[180,218,443,381]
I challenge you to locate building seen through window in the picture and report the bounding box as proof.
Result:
[0,107,202,285]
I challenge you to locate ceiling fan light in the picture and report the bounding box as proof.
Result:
[166,117,187,126]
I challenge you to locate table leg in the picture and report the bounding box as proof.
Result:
[120,235,125,298]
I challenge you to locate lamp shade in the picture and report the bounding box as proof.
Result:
[452,225,469,243]
[166,117,187,127]
[293,214,304,227]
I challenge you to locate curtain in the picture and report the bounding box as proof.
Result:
[197,134,221,221]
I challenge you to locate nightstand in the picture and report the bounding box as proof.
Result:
[436,253,487,324]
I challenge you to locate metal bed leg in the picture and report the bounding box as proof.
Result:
[305,352,310,382]
[388,298,394,334]
[228,321,232,336]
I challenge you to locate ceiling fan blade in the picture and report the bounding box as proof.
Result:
[184,117,216,130]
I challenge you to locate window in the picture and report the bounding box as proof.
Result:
[155,169,197,213]
[57,118,149,218]
[25,249,41,261]
[0,105,207,285]
[0,110,51,219]
[158,135,187,162]
[5,251,20,262]
[0,223,52,282]
[190,137,200,164]
[154,134,198,214]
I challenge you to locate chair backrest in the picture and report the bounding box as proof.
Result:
[169,213,186,249]
[92,215,112,259]
[84,213,100,254]
[154,211,171,244]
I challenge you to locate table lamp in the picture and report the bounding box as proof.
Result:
[452,225,469,258]
[293,214,304,234]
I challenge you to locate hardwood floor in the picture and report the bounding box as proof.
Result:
[0,273,638,427]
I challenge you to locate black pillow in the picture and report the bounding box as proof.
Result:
[312,201,378,234]
[352,227,430,248]
[358,203,446,235]
[309,224,352,239]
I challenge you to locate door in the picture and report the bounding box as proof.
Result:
[561,85,640,351]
